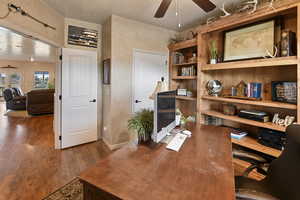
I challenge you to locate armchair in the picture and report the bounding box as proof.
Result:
[234,124,300,200]
[3,88,26,110]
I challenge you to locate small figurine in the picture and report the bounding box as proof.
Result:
[236,81,247,97]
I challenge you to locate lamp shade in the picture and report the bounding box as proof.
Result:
[149,80,168,100]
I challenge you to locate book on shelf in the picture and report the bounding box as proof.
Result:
[173,52,185,64]
[180,65,197,76]
[230,128,248,140]
[246,82,262,99]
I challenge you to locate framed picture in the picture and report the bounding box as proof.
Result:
[103,59,111,85]
[224,20,275,62]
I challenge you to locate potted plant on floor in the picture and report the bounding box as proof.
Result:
[128,109,154,144]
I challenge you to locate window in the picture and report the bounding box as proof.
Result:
[9,73,21,88]
[34,71,49,89]
[0,73,6,97]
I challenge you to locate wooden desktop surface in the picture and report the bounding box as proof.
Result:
[79,125,235,200]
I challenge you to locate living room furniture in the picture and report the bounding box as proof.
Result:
[235,124,300,200]
[26,89,54,115]
[79,125,235,200]
[3,88,26,110]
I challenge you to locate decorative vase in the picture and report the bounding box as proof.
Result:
[210,59,217,64]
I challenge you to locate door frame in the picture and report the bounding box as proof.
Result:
[59,48,98,149]
[131,49,168,114]
[54,48,62,149]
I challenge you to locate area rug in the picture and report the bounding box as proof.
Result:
[4,110,31,118]
[43,178,83,200]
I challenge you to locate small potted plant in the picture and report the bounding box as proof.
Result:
[128,109,154,144]
[209,40,218,64]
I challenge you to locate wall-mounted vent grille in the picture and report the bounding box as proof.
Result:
[68,25,98,48]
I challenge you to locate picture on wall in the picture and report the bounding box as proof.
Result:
[224,20,275,62]
[103,59,111,85]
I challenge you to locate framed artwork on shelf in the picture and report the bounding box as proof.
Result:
[224,20,275,62]
[103,59,111,85]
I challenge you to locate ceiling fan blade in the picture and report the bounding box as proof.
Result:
[1,65,17,69]
[192,0,216,12]
[154,0,173,18]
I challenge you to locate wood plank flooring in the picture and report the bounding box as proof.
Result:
[0,102,263,200]
[0,102,111,200]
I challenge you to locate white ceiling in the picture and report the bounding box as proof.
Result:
[0,27,57,63]
[43,0,241,30]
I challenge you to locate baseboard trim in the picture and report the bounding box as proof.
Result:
[102,138,128,150]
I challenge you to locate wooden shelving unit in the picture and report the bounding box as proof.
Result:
[174,62,197,66]
[172,76,197,80]
[176,96,197,101]
[169,38,198,118]
[202,110,286,132]
[202,56,297,71]
[202,96,297,110]
[169,38,197,51]
[232,136,282,158]
[233,158,265,180]
[195,1,300,157]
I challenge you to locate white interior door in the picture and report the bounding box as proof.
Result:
[133,50,168,113]
[61,48,98,149]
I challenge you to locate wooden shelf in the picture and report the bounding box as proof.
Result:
[202,96,297,110]
[174,62,197,66]
[201,110,286,132]
[172,76,197,80]
[232,136,282,158]
[168,38,197,51]
[233,158,265,180]
[201,57,298,71]
[176,96,197,101]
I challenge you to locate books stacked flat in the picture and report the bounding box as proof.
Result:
[180,65,197,76]
[247,82,262,99]
[231,129,248,140]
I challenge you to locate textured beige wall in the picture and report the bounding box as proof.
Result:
[0,60,55,93]
[101,18,112,145]
[0,0,64,47]
[102,15,176,148]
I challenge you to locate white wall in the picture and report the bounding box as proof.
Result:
[64,18,103,139]
[102,15,177,149]
[0,0,64,47]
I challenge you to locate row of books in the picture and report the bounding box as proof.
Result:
[179,66,197,76]
[247,82,262,99]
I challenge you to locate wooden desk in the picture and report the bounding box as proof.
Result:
[79,125,235,200]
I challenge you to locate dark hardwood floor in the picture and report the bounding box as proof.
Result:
[0,102,111,200]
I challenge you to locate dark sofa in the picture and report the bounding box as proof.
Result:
[27,89,55,115]
[3,88,26,110]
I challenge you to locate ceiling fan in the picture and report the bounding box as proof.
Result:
[0,65,17,69]
[154,0,216,18]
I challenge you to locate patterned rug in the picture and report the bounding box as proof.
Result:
[43,178,83,200]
